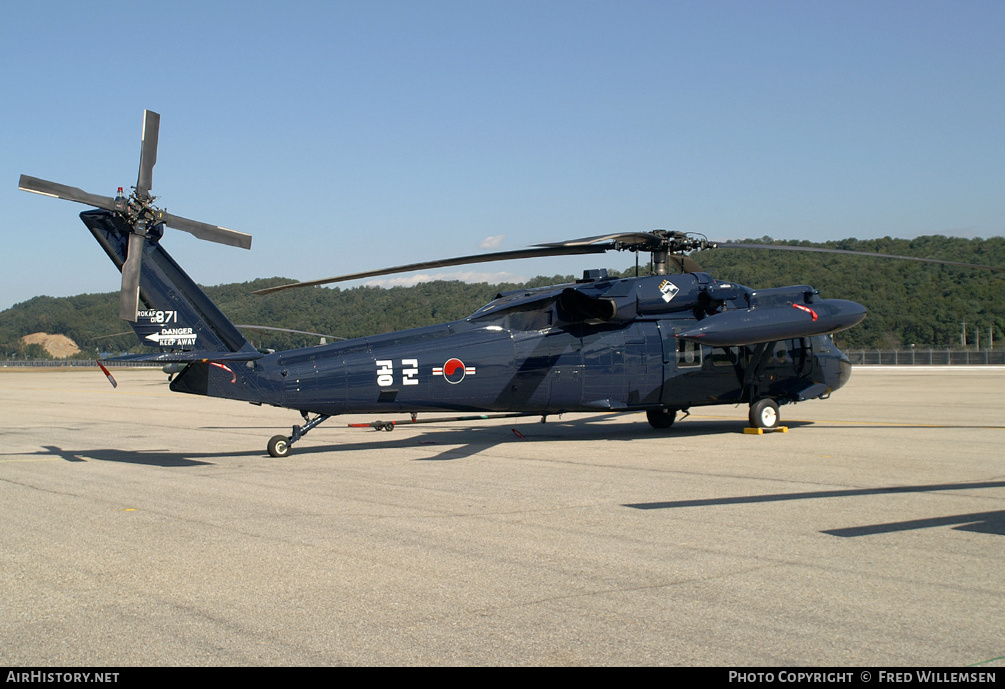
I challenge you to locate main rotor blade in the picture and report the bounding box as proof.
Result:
[18,175,117,212]
[536,231,666,251]
[136,110,160,198]
[161,211,252,250]
[253,244,612,295]
[118,232,146,321]
[235,325,346,341]
[714,243,1005,272]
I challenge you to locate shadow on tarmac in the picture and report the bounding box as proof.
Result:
[626,480,1005,537]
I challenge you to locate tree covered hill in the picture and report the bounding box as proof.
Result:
[2,235,1002,358]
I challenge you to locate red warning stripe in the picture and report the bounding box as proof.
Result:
[96,360,117,388]
[792,303,818,322]
[209,361,237,383]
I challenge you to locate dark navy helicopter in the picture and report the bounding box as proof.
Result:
[19,111,1001,456]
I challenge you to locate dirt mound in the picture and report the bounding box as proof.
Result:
[21,332,81,359]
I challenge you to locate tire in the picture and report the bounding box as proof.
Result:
[646,408,677,429]
[268,435,291,458]
[749,399,780,429]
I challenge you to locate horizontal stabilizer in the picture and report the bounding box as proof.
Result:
[103,351,264,364]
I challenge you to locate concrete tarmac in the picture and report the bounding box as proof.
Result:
[1,367,1002,666]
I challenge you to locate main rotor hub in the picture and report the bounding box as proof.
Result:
[631,230,716,275]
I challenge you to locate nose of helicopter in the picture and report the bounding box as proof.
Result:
[814,336,854,394]
[836,354,852,390]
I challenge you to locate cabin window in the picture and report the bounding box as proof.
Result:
[711,346,739,367]
[677,339,702,368]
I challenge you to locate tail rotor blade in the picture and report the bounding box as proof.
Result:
[136,110,160,198]
[118,233,145,321]
[162,211,252,249]
[18,175,117,212]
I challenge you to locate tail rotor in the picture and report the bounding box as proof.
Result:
[19,109,252,321]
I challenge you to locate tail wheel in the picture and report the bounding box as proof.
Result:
[268,435,291,458]
[646,408,677,429]
[749,399,780,429]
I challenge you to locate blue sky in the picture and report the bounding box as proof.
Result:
[3,0,1003,310]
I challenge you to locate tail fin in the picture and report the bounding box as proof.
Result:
[82,210,260,362]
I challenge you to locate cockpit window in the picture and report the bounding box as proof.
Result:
[507,308,553,331]
[469,288,561,331]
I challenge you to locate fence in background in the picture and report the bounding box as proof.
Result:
[844,349,1003,365]
[1,360,158,368]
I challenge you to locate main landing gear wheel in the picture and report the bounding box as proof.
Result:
[268,435,291,458]
[749,399,780,429]
[646,408,677,429]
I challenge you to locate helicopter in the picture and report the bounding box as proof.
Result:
[19,111,1003,457]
